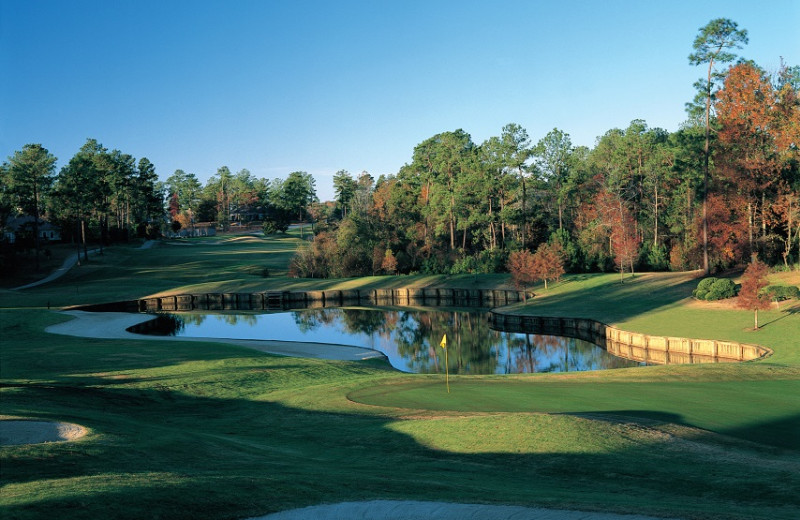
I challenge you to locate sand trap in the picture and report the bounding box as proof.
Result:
[0,419,87,446]
[246,500,680,520]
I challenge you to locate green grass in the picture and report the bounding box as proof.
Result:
[2,234,800,519]
[348,373,800,450]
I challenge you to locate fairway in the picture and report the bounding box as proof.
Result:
[2,236,799,520]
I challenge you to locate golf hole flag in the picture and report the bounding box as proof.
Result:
[440,334,449,393]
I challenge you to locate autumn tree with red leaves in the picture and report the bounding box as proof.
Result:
[168,193,180,220]
[716,63,780,255]
[507,250,536,301]
[737,259,771,330]
[698,192,749,270]
[594,190,639,281]
[771,192,800,267]
[532,242,565,290]
[688,18,749,274]
[715,61,800,265]
[381,248,398,274]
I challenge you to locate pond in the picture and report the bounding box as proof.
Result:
[134,307,643,374]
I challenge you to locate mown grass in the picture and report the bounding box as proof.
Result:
[1,233,799,520]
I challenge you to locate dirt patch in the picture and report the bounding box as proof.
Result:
[687,296,799,312]
[685,297,741,310]
[0,419,87,446]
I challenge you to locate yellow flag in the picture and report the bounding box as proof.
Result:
[440,334,447,349]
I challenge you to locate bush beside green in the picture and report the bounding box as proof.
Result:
[692,277,739,300]
[761,284,800,301]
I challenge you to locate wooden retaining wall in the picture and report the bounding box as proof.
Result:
[488,312,771,365]
[137,288,533,313]
[135,290,770,366]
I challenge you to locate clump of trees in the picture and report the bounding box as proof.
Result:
[2,139,164,270]
[288,19,798,281]
[2,137,321,274]
[164,168,317,234]
[3,144,57,270]
[507,243,565,300]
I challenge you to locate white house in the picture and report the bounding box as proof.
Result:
[3,215,62,243]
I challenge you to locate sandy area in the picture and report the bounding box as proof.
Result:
[0,419,87,446]
[246,500,680,520]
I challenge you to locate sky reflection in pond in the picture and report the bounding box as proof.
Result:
[143,308,642,374]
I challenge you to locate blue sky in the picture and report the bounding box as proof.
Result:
[2,0,798,201]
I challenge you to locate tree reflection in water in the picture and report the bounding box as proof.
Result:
[139,308,642,374]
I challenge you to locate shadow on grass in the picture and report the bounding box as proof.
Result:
[508,273,701,324]
[572,410,800,451]
[2,304,798,519]
[2,382,799,520]
[720,413,800,451]
[758,302,800,329]
[570,409,684,425]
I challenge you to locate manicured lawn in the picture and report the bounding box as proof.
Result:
[2,234,799,520]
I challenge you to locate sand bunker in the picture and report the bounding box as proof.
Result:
[0,419,87,446]
[246,500,680,520]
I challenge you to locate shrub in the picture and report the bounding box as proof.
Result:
[761,285,800,301]
[421,256,449,274]
[693,277,738,300]
[705,278,738,300]
[262,217,289,235]
[449,249,508,275]
[640,242,669,271]
[692,277,717,300]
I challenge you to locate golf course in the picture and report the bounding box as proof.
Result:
[1,233,799,520]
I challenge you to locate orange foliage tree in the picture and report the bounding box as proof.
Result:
[381,249,398,274]
[696,192,749,270]
[532,242,565,290]
[507,250,536,301]
[770,192,800,267]
[716,62,800,261]
[736,259,771,330]
[595,190,639,281]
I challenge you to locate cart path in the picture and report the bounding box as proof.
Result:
[11,240,155,291]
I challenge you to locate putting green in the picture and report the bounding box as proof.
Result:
[348,375,800,449]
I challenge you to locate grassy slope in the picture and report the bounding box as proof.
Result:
[2,234,799,520]
[349,272,800,451]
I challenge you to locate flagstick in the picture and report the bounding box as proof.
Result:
[440,334,450,394]
[445,347,450,393]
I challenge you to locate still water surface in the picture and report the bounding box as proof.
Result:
[141,308,642,374]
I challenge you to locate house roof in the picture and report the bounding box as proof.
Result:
[5,215,60,232]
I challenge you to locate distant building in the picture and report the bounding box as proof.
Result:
[3,215,62,244]
[166,223,217,238]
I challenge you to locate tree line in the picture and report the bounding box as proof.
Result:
[1,137,319,271]
[3,19,797,281]
[163,168,317,235]
[1,139,162,269]
[292,19,798,279]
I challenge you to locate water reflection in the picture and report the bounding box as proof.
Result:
[131,308,641,374]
